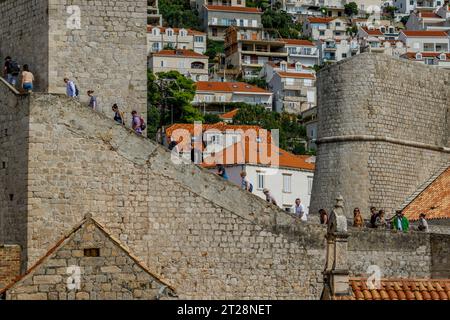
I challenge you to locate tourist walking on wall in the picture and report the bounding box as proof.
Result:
[4,56,20,86]
[295,198,307,221]
[131,110,146,135]
[263,188,277,206]
[217,164,229,180]
[112,104,125,125]
[353,207,364,228]
[417,213,429,232]
[240,171,253,192]
[392,210,409,232]
[64,78,79,98]
[87,90,97,110]
[319,209,328,225]
[374,209,387,229]
[21,64,34,92]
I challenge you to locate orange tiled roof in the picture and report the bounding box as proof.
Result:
[361,27,384,36]
[204,5,262,13]
[196,81,271,94]
[401,30,449,37]
[307,17,335,23]
[152,49,208,58]
[403,51,450,60]
[202,140,315,171]
[281,39,315,46]
[277,71,315,79]
[403,166,450,221]
[420,12,443,19]
[347,278,450,300]
[147,25,205,35]
[220,108,239,120]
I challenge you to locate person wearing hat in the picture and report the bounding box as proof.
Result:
[418,213,429,232]
[391,210,409,232]
[263,188,277,206]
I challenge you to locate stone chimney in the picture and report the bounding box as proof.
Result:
[321,196,351,299]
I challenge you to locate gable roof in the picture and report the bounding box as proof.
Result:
[202,140,315,171]
[220,109,239,120]
[276,71,316,79]
[361,27,384,36]
[401,30,449,37]
[196,81,271,94]
[419,12,444,19]
[152,49,208,58]
[345,278,450,300]
[402,165,450,221]
[204,5,262,13]
[0,214,176,296]
[403,51,450,60]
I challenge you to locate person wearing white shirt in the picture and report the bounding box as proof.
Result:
[295,198,307,221]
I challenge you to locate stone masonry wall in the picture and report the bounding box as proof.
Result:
[5,218,173,300]
[0,244,21,290]
[47,0,148,119]
[0,0,147,122]
[0,0,49,91]
[311,53,450,218]
[0,79,29,268]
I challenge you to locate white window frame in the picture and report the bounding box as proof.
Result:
[307,176,313,195]
[283,174,292,193]
[257,171,265,190]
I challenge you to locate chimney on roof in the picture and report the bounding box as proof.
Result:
[321,196,351,300]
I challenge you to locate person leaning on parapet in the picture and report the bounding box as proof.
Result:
[112,104,125,126]
[216,164,229,180]
[391,210,409,232]
[319,209,328,225]
[240,171,253,193]
[21,64,34,93]
[64,77,79,98]
[369,206,378,228]
[263,188,277,206]
[374,209,387,229]
[87,90,97,111]
[294,198,307,221]
[417,213,429,232]
[353,207,364,228]
[3,56,20,87]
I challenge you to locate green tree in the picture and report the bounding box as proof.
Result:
[147,70,203,129]
[344,2,358,17]
[205,39,224,62]
[158,0,201,29]
[261,9,300,39]
[384,6,397,19]
[203,113,222,124]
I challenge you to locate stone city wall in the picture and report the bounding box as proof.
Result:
[311,53,450,218]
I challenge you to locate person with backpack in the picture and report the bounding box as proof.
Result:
[217,164,228,180]
[112,104,125,125]
[4,56,20,86]
[20,64,34,92]
[240,171,253,192]
[64,77,79,98]
[87,90,97,110]
[131,110,146,135]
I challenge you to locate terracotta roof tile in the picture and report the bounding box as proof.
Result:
[196,81,271,94]
[205,5,262,13]
[401,30,449,37]
[420,12,443,19]
[219,108,239,120]
[345,278,450,301]
[152,49,208,58]
[403,166,450,220]
[307,17,335,23]
[281,39,315,46]
[361,27,384,36]
[201,140,316,171]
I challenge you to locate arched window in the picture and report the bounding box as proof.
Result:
[179,29,187,37]
[191,61,205,69]
[166,28,174,37]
